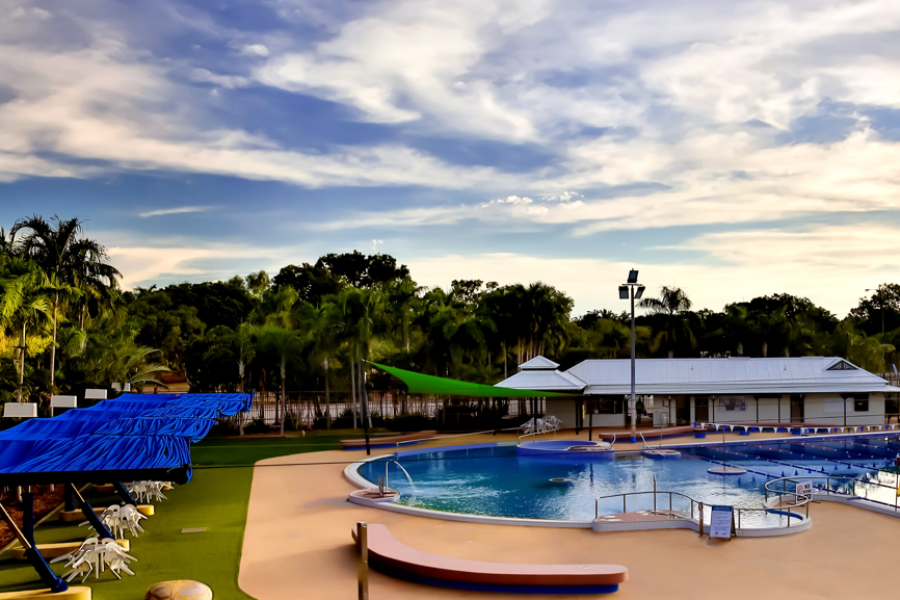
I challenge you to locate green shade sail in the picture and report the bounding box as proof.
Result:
[369,362,572,397]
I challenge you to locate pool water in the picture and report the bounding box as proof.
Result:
[356,435,900,528]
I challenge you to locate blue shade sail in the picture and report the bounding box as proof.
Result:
[0,392,252,485]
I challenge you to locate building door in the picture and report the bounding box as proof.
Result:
[675,395,690,424]
[790,395,805,423]
[695,396,709,422]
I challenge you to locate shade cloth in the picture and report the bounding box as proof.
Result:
[0,392,252,485]
[370,362,572,397]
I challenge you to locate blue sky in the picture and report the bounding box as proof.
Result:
[2,0,900,316]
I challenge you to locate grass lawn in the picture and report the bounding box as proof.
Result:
[0,432,343,599]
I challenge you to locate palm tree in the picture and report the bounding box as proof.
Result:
[295,302,339,429]
[0,258,51,401]
[43,274,82,386]
[205,322,255,434]
[205,323,255,392]
[639,286,694,358]
[250,286,299,328]
[329,288,388,428]
[11,215,120,382]
[256,324,302,435]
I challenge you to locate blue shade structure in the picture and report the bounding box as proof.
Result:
[0,392,252,485]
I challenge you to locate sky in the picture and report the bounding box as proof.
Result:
[1,0,900,317]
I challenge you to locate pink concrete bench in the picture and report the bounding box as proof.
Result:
[355,524,627,594]
[340,430,436,450]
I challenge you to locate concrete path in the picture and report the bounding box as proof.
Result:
[240,434,900,600]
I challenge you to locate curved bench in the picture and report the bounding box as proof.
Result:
[340,430,437,450]
[355,524,627,594]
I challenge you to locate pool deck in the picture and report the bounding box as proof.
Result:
[240,430,900,599]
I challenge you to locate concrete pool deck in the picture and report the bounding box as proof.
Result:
[239,430,900,599]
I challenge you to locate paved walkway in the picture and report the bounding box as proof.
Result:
[239,432,900,599]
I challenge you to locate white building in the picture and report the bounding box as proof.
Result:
[497,356,899,428]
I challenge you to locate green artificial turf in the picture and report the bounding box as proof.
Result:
[0,432,342,598]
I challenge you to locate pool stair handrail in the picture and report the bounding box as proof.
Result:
[594,482,813,533]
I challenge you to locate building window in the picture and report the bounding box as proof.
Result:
[854,398,869,412]
[720,396,746,411]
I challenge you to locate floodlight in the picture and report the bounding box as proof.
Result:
[619,286,629,300]
[635,285,645,300]
[627,269,639,284]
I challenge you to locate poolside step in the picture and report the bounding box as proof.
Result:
[593,510,694,533]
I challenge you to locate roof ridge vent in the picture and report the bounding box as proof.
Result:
[827,359,857,371]
[519,356,560,370]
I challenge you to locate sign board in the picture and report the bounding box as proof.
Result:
[709,505,733,539]
[3,403,37,418]
[50,395,77,409]
[796,482,812,499]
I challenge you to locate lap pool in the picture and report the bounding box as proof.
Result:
[355,435,900,528]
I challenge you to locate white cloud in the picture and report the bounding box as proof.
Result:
[139,206,211,218]
[407,222,900,317]
[241,44,270,57]
[497,195,533,205]
[190,68,250,89]
[4,0,900,253]
[108,246,221,288]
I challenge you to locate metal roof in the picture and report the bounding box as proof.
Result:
[496,369,586,391]
[497,356,897,396]
[518,356,560,370]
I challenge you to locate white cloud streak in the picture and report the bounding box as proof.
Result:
[139,206,211,218]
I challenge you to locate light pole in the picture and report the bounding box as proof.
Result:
[619,270,646,443]
[865,288,885,335]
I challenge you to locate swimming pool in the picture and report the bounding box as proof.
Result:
[354,435,900,528]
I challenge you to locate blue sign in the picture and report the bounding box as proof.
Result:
[709,505,733,539]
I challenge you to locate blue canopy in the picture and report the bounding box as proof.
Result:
[0,392,253,485]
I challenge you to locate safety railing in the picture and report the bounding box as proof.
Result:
[594,490,699,520]
[594,485,812,532]
[765,473,900,512]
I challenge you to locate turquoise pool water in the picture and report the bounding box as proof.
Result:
[356,436,900,527]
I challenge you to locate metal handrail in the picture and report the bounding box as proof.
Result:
[594,487,811,531]
[594,490,698,519]
[639,431,649,449]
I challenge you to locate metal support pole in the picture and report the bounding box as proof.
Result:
[698,502,704,537]
[357,521,369,600]
[361,362,371,456]
[589,409,593,441]
[64,483,75,512]
[22,490,35,548]
[113,481,137,506]
[0,501,67,593]
[70,484,114,539]
[630,288,637,444]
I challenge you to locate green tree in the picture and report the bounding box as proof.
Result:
[11,216,122,383]
[638,286,694,358]
[256,324,303,435]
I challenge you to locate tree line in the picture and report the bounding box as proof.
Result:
[1,214,898,429]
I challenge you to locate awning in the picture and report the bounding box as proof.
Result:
[0,392,253,485]
[370,362,572,397]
